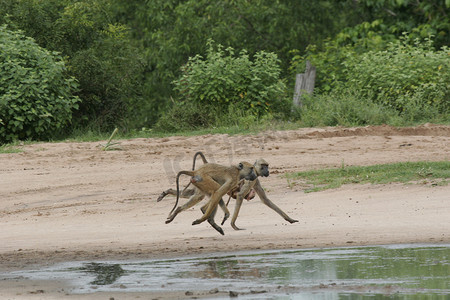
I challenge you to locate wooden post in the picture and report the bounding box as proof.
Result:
[293,60,316,107]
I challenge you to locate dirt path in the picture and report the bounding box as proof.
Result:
[0,124,449,275]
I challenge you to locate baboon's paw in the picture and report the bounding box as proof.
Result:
[221,214,229,225]
[192,219,204,225]
[156,194,166,202]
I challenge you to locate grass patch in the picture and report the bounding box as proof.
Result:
[286,161,450,192]
[0,142,25,154]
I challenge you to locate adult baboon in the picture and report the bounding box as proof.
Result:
[166,171,230,235]
[158,152,256,205]
[169,161,257,231]
[161,152,232,234]
[228,162,299,230]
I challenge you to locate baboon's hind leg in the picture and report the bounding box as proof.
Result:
[166,191,205,224]
[200,199,228,235]
[157,188,196,202]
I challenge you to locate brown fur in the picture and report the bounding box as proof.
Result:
[166,161,257,234]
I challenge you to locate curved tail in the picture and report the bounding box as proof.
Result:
[170,170,195,214]
[175,152,208,199]
[192,151,208,170]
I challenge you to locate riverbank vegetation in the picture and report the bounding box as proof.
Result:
[1,0,448,144]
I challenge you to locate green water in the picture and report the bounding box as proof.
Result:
[2,244,449,299]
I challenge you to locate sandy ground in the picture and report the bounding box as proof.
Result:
[0,124,449,299]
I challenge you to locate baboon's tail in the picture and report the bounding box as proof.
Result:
[170,170,194,214]
[192,151,208,170]
[177,152,208,197]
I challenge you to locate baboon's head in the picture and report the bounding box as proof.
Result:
[237,162,257,181]
[254,158,269,177]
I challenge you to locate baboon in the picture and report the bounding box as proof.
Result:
[161,152,232,234]
[165,171,230,235]
[159,152,298,230]
[228,159,299,230]
[168,161,257,232]
[158,152,256,206]
[158,152,254,229]
[157,152,209,202]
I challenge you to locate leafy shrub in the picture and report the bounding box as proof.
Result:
[0,26,79,143]
[341,37,450,112]
[54,2,146,130]
[299,89,401,127]
[153,101,221,132]
[341,35,449,115]
[290,20,395,93]
[173,40,287,117]
[156,41,289,132]
[0,0,147,131]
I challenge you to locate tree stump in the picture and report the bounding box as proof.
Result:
[293,60,316,107]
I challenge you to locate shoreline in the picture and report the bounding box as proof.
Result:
[1,125,449,298]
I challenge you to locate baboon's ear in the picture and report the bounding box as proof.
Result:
[238,163,243,170]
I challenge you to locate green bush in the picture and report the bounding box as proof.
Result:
[156,41,289,132]
[153,101,221,132]
[290,20,395,93]
[53,2,146,130]
[0,26,79,143]
[173,40,287,117]
[299,89,401,127]
[341,35,449,115]
[0,0,147,131]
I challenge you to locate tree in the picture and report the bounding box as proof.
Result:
[0,0,146,131]
[0,26,79,143]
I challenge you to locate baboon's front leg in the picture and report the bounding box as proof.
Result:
[219,199,230,225]
[230,193,245,230]
[253,180,298,223]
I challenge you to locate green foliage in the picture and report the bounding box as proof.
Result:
[173,41,287,116]
[48,1,146,130]
[1,0,449,137]
[340,36,449,116]
[293,32,449,127]
[298,90,402,127]
[0,26,79,143]
[154,101,221,132]
[290,19,396,93]
[0,0,147,131]
[129,0,362,120]
[153,100,287,134]
[157,41,290,131]
[287,161,450,192]
[357,0,450,48]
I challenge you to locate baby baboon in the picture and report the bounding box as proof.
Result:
[170,162,257,230]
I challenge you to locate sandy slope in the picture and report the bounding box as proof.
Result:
[0,124,449,279]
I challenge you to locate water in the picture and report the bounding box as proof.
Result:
[2,244,449,299]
